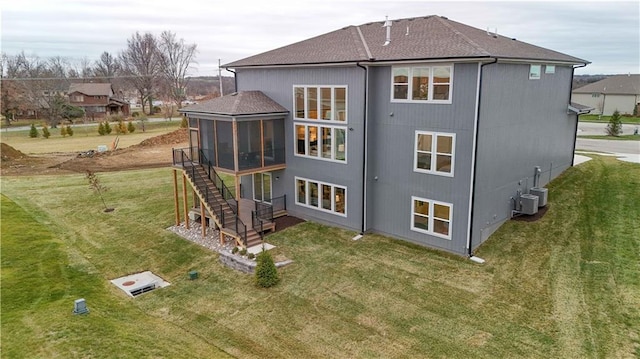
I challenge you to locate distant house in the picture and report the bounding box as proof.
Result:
[68,83,130,119]
[174,15,589,257]
[571,74,640,115]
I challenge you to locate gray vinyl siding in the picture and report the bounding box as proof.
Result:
[471,63,576,248]
[236,66,366,232]
[365,63,479,255]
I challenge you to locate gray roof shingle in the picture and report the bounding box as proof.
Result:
[572,74,640,95]
[179,91,288,116]
[69,83,113,96]
[224,15,588,68]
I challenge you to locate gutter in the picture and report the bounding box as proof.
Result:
[570,63,588,166]
[467,57,498,258]
[357,62,369,234]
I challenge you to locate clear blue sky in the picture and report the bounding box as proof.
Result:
[2,0,638,76]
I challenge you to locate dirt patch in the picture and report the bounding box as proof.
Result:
[272,216,305,233]
[511,205,549,222]
[1,129,188,176]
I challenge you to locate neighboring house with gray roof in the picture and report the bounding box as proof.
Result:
[177,15,588,257]
[571,74,640,116]
[68,83,129,120]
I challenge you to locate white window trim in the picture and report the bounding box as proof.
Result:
[529,64,541,80]
[390,64,453,104]
[413,131,455,177]
[545,65,555,74]
[293,85,348,124]
[293,122,347,163]
[253,172,272,204]
[410,196,452,240]
[295,176,347,217]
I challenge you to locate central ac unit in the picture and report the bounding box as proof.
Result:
[520,194,539,215]
[529,187,548,207]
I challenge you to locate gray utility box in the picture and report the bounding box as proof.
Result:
[520,194,539,215]
[529,187,548,207]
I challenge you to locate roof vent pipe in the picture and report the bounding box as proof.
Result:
[382,16,392,46]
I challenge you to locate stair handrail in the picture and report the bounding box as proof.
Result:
[198,149,239,214]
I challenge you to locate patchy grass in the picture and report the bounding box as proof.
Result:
[579,114,640,124]
[0,120,181,154]
[1,157,638,358]
[578,134,640,141]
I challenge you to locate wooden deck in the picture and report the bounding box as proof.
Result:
[238,198,276,233]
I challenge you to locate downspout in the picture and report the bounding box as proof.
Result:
[225,68,238,93]
[357,63,369,234]
[467,57,498,258]
[570,63,587,166]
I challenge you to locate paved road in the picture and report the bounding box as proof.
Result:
[575,138,639,154]
[577,122,639,136]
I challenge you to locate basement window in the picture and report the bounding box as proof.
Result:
[110,271,170,297]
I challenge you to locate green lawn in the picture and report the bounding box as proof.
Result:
[0,120,181,154]
[579,114,640,124]
[1,157,638,358]
[577,134,640,141]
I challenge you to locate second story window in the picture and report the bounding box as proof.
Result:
[414,131,455,176]
[294,86,347,122]
[392,65,452,103]
[72,95,84,102]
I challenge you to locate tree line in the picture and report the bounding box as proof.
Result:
[1,30,197,127]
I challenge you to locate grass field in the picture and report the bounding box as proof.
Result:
[0,120,182,154]
[1,156,638,358]
[577,134,640,141]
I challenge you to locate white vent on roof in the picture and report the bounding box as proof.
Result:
[382,16,392,46]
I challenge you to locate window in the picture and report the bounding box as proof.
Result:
[72,95,84,102]
[296,177,346,216]
[591,93,601,98]
[411,196,452,239]
[392,65,452,102]
[545,65,555,74]
[414,131,455,176]
[293,86,347,122]
[529,65,541,79]
[253,173,272,203]
[294,123,346,162]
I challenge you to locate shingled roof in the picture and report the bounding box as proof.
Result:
[69,83,113,96]
[179,91,289,116]
[224,15,588,68]
[572,74,640,95]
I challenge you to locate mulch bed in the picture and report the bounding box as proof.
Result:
[511,205,549,222]
[273,215,305,233]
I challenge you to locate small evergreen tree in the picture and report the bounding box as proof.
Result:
[606,110,622,136]
[127,121,135,133]
[98,122,106,135]
[60,126,68,137]
[66,125,74,137]
[29,123,39,138]
[255,250,279,288]
[104,121,112,134]
[115,120,127,134]
[42,124,51,139]
[180,116,188,128]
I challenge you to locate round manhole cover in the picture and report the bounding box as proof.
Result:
[122,280,136,286]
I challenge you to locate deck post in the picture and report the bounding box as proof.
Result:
[182,173,189,229]
[219,230,225,245]
[173,169,180,226]
[200,199,206,238]
[235,174,241,213]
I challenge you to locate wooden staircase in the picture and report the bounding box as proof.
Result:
[182,163,263,249]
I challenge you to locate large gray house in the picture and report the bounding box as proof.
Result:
[174,15,589,257]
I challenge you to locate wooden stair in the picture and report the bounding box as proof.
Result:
[182,164,263,249]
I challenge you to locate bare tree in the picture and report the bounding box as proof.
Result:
[157,31,197,109]
[94,51,120,79]
[119,32,161,115]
